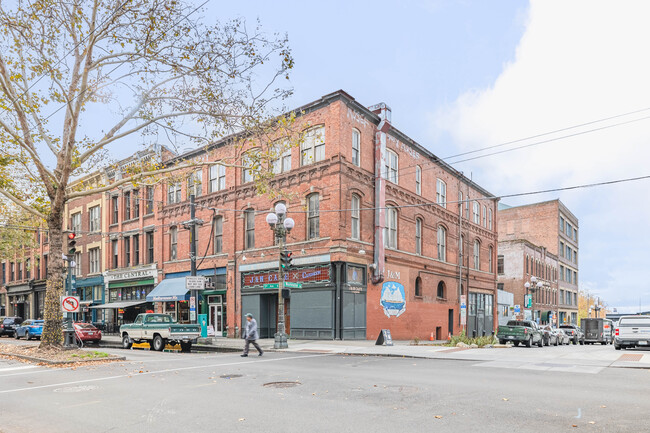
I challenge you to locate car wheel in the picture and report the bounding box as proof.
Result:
[573,337,578,345]
[614,343,621,350]
[513,341,520,347]
[554,339,559,346]
[122,334,133,349]
[26,332,31,341]
[538,339,543,348]
[499,340,506,345]
[152,335,166,352]
[14,332,20,339]
[525,338,532,348]
[579,340,584,345]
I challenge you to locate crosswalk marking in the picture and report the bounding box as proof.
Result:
[0,365,38,373]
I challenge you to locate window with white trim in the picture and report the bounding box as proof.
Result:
[71,212,81,233]
[213,216,223,254]
[301,126,325,165]
[209,164,226,192]
[473,201,480,224]
[170,227,177,260]
[307,193,320,240]
[89,248,100,274]
[272,140,292,174]
[351,129,360,166]
[473,240,480,269]
[482,205,487,227]
[384,149,398,184]
[415,166,422,195]
[89,206,100,232]
[168,182,181,204]
[187,171,202,198]
[244,209,255,249]
[384,206,398,249]
[488,208,493,230]
[458,191,463,217]
[436,179,446,208]
[415,218,423,255]
[437,226,446,262]
[351,194,360,240]
[489,246,494,273]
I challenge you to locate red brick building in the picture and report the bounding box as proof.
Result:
[498,200,579,324]
[3,90,499,340]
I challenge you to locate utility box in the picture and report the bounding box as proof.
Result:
[198,314,208,338]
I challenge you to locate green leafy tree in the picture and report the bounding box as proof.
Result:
[0,0,293,347]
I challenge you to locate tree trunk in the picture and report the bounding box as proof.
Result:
[39,212,65,348]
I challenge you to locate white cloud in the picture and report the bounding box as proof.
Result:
[434,0,650,311]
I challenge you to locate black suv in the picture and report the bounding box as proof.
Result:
[0,317,24,337]
[560,324,584,345]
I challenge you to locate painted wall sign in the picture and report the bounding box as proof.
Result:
[242,266,331,288]
[385,269,401,280]
[380,281,406,318]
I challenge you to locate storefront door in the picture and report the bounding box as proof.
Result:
[209,295,224,334]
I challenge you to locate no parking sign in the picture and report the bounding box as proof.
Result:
[61,296,80,313]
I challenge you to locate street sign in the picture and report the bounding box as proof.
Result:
[185,276,206,291]
[284,281,302,289]
[190,296,196,308]
[189,296,196,321]
[60,296,80,313]
[263,283,279,289]
[524,294,532,308]
[514,304,521,313]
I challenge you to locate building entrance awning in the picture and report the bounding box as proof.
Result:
[88,300,147,309]
[146,278,190,302]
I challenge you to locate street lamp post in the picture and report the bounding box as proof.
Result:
[266,203,294,349]
[524,276,544,323]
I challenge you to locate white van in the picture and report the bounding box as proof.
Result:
[614,315,650,350]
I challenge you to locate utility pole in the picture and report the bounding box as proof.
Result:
[182,195,204,324]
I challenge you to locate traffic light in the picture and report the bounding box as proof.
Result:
[282,288,291,299]
[67,232,77,255]
[280,250,293,270]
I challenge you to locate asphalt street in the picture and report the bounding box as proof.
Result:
[1,342,649,433]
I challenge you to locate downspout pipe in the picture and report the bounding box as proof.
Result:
[371,111,390,285]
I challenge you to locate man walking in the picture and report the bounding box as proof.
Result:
[241,313,263,357]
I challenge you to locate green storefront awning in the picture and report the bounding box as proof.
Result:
[108,278,155,289]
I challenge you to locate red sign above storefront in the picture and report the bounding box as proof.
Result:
[243,266,331,288]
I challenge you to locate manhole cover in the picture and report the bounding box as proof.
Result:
[263,381,301,388]
[54,385,98,393]
[220,374,243,379]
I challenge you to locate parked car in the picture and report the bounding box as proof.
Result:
[0,317,24,337]
[541,325,558,346]
[14,320,44,340]
[582,318,614,345]
[497,320,544,347]
[555,328,572,345]
[120,313,200,352]
[615,315,650,350]
[73,322,102,344]
[560,324,584,345]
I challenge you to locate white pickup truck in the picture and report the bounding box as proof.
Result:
[614,315,650,350]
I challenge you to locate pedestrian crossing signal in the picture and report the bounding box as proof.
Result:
[280,250,293,270]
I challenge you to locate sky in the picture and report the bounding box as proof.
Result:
[94,0,650,312]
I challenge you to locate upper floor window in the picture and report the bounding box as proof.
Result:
[415,166,422,195]
[301,126,325,165]
[351,129,360,166]
[89,248,100,274]
[124,235,131,267]
[25,259,30,280]
[566,222,573,237]
[437,226,446,262]
[169,227,178,260]
[209,164,226,192]
[559,241,564,257]
[497,255,504,275]
[145,186,154,214]
[307,193,320,240]
[489,246,494,273]
[384,149,398,184]
[473,240,480,270]
[244,208,255,249]
[472,201,480,224]
[482,205,487,227]
[133,234,140,266]
[272,142,292,174]
[124,191,131,220]
[384,206,398,249]
[111,239,118,268]
[488,208,493,230]
[459,235,465,266]
[187,171,203,198]
[213,216,223,254]
[71,212,81,233]
[242,152,256,184]
[146,231,155,264]
[351,194,360,240]
[133,190,140,218]
[415,218,423,255]
[458,191,463,217]
[437,281,445,299]
[436,179,446,208]
[168,182,181,204]
[559,216,565,232]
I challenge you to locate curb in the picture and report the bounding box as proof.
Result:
[0,351,126,365]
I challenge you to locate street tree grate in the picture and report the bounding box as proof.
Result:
[263,381,301,388]
[220,374,243,379]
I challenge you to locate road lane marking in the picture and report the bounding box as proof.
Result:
[0,353,331,394]
[0,365,37,372]
[64,400,102,409]
[0,369,53,378]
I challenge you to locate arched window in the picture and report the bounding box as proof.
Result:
[482,205,487,227]
[437,281,445,299]
[415,166,422,195]
[351,129,360,166]
[488,246,494,273]
[473,240,480,269]
[415,277,422,297]
[488,208,493,230]
[415,218,423,255]
[351,194,360,240]
[437,226,446,261]
[307,193,320,239]
[244,208,255,249]
[384,206,398,248]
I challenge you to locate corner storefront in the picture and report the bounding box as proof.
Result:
[6,283,31,319]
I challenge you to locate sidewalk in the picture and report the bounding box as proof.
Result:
[99,335,650,369]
